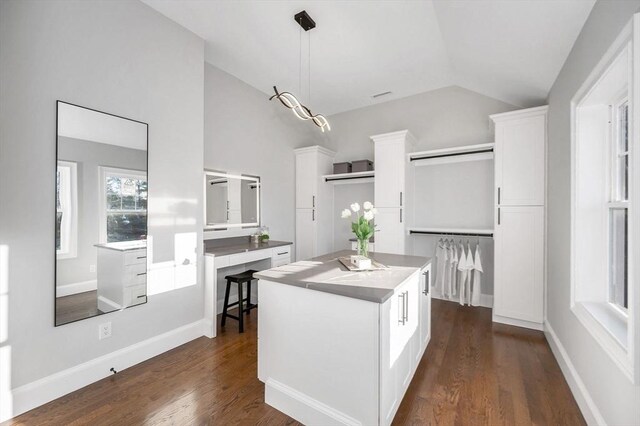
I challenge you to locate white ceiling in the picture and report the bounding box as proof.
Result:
[142,0,595,115]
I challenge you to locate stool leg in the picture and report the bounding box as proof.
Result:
[246,280,252,315]
[238,281,244,333]
[221,280,231,327]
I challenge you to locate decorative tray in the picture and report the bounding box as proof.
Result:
[337,257,389,272]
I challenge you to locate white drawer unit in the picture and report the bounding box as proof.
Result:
[96,246,148,312]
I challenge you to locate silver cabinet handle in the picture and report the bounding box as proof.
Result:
[312,210,315,221]
[312,195,315,208]
[400,192,403,206]
[497,187,501,205]
[498,207,500,225]
[404,291,409,323]
[400,208,403,223]
[423,271,430,295]
[277,251,288,256]
[398,293,405,325]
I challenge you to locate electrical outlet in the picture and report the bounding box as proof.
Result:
[99,322,111,340]
[89,264,96,273]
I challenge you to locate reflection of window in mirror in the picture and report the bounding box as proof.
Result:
[99,166,147,243]
[56,160,78,259]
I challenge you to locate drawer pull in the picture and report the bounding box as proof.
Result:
[137,295,146,299]
[137,272,147,276]
[276,251,288,256]
[136,256,147,259]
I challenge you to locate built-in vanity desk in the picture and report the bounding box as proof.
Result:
[256,250,432,426]
[203,237,292,338]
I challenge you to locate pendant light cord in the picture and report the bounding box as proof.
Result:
[308,32,311,105]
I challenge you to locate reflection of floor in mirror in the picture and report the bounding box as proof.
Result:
[56,290,102,325]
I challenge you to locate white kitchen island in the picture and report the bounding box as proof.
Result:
[255,250,432,426]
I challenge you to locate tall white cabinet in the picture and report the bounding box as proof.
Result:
[371,130,415,255]
[294,146,336,261]
[491,106,547,330]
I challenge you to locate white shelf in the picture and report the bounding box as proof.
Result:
[408,143,494,166]
[408,227,494,237]
[322,170,375,185]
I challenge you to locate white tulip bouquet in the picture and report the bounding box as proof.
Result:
[341,201,377,258]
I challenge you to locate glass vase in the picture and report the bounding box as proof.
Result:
[357,238,369,258]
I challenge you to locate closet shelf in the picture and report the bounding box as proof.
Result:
[408,143,494,166]
[409,227,494,238]
[322,170,375,185]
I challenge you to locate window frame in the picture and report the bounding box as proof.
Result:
[56,160,78,260]
[570,18,638,384]
[98,166,147,244]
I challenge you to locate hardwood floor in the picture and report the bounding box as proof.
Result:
[55,290,104,326]
[6,300,584,425]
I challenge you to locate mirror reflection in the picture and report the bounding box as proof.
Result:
[55,101,148,326]
[205,171,260,229]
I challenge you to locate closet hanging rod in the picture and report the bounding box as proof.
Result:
[409,230,494,238]
[409,148,493,162]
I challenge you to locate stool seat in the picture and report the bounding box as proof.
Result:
[221,269,259,333]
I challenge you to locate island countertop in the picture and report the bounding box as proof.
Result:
[254,250,431,303]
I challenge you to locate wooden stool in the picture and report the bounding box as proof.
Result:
[221,269,259,333]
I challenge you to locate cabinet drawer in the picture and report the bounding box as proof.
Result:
[124,263,147,285]
[124,250,147,265]
[229,249,271,265]
[125,284,147,307]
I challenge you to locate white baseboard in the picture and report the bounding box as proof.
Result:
[544,321,605,426]
[430,291,493,308]
[265,378,361,426]
[492,313,543,331]
[4,319,205,423]
[56,279,97,297]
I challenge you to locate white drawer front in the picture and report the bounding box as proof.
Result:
[124,250,147,266]
[124,263,147,286]
[229,249,271,266]
[125,284,147,307]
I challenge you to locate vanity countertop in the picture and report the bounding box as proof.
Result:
[94,240,147,251]
[204,239,292,257]
[254,250,430,303]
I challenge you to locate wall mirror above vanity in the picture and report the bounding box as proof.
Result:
[204,171,260,229]
[55,101,148,326]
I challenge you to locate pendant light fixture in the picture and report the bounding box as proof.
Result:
[270,10,330,132]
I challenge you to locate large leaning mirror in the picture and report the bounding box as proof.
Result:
[55,101,148,326]
[204,171,260,229]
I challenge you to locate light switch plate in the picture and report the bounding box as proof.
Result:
[99,322,112,340]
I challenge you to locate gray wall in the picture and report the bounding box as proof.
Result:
[56,136,147,287]
[546,2,640,425]
[325,86,516,297]
[0,0,204,393]
[203,64,322,244]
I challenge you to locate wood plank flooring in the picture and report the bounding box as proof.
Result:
[55,290,103,326]
[5,300,584,425]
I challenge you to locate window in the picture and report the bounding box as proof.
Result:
[56,161,77,259]
[99,167,147,243]
[571,22,637,383]
[609,99,629,310]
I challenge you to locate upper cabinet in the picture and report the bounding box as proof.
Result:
[491,106,547,206]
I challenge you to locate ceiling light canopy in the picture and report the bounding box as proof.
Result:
[270,10,330,132]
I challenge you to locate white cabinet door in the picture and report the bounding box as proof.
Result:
[419,265,431,356]
[375,207,404,254]
[494,206,544,323]
[374,141,404,208]
[495,115,545,206]
[295,208,316,261]
[295,152,317,209]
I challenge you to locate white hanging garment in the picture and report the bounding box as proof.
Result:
[457,242,470,306]
[464,241,474,305]
[443,239,452,298]
[435,239,446,295]
[449,241,458,297]
[471,243,484,306]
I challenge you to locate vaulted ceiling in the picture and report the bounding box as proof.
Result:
[142,0,595,115]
